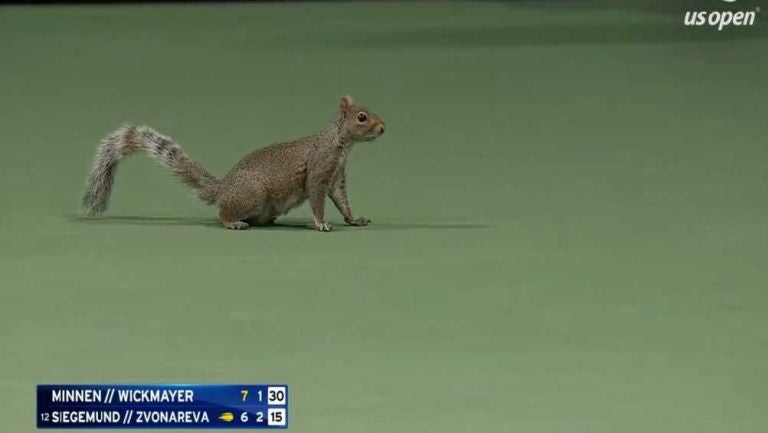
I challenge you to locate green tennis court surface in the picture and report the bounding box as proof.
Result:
[1,1,766,432]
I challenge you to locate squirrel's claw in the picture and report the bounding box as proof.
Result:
[346,217,370,227]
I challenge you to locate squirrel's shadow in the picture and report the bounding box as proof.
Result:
[70,215,489,231]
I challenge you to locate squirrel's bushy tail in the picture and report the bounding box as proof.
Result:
[81,124,220,215]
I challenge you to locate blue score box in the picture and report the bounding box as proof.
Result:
[37,384,288,429]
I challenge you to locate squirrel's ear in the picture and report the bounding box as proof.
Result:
[340,95,354,112]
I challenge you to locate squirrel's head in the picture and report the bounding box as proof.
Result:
[336,95,385,143]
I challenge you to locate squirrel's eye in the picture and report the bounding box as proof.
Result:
[356,112,368,123]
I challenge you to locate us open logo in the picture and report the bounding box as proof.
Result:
[684,0,760,31]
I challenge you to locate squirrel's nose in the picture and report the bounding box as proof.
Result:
[378,123,385,135]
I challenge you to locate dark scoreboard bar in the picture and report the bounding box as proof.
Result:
[37,384,288,429]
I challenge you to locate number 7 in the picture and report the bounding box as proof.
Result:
[241,390,249,401]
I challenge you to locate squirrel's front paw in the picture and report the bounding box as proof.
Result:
[346,217,371,227]
[314,221,333,232]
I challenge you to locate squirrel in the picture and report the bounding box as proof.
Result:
[81,95,385,231]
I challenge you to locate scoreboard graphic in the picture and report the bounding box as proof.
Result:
[37,384,288,429]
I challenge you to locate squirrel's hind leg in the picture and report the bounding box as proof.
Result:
[218,186,269,231]
[221,220,250,230]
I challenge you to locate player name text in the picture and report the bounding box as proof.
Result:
[51,388,195,403]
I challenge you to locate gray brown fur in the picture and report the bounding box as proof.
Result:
[81,96,385,231]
